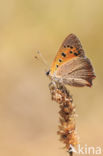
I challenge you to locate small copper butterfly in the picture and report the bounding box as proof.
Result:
[46,34,96,87]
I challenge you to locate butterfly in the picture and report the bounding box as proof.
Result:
[46,34,96,87]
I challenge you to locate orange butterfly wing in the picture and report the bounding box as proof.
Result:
[50,34,85,75]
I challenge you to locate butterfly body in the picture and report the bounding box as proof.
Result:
[47,34,96,87]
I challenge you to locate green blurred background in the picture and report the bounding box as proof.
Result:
[0,0,103,156]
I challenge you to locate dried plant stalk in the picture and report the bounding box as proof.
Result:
[49,81,78,156]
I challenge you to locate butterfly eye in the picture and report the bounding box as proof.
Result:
[56,65,59,68]
[64,45,66,48]
[61,52,66,57]
[46,70,50,76]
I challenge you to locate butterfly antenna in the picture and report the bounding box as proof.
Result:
[37,50,48,67]
[34,50,49,73]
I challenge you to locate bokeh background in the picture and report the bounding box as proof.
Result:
[0,0,103,156]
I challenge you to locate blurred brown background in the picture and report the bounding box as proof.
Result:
[0,0,103,156]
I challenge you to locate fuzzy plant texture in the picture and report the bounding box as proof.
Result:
[49,81,78,156]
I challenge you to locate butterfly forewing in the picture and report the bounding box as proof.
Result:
[50,34,85,75]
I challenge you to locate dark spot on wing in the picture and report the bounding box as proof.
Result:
[74,52,78,56]
[78,51,81,54]
[70,46,73,49]
[61,52,66,57]
[59,59,62,62]
[70,51,72,54]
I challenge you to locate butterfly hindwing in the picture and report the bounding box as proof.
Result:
[56,57,96,87]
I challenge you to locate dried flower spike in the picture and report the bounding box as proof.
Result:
[49,81,78,156]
